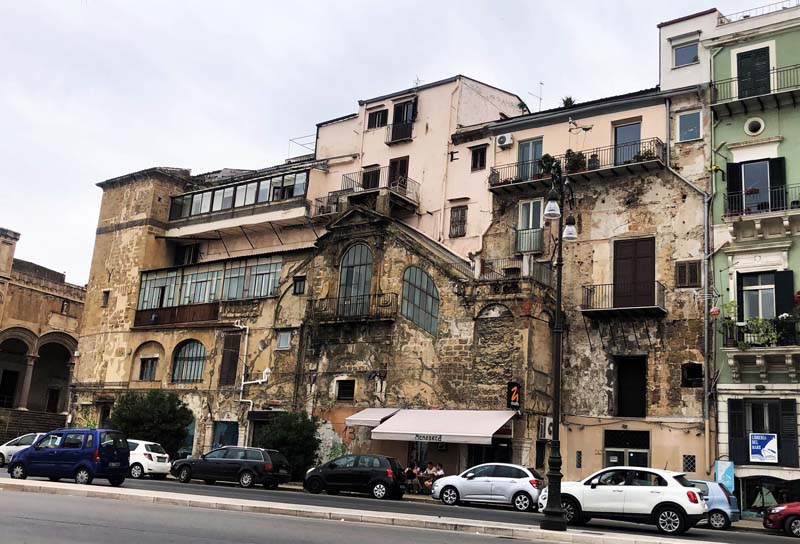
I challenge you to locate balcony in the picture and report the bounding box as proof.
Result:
[479,257,553,287]
[580,281,667,318]
[718,1,800,25]
[488,138,665,194]
[712,64,800,117]
[311,191,348,220]
[308,293,398,323]
[725,184,800,217]
[134,302,219,328]
[341,166,419,215]
[515,228,544,254]
[385,122,413,145]
[722,318,800,349]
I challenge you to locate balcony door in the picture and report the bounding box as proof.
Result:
[517,200,542,253]
[613,238,655,308]
[391,101,414,141]
[614,122,641,166]
[339,243,373,317]
[518,139,542,181]
[737,47,770,99]
[389,157,409,193]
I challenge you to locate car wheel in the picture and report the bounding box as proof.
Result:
[708,510,731,530]
[203,479,216,485]
[785,516,800,538]
[108,477,125,487]
[561,497,581,525]
[239,471,255,489]
[371,481,389,499]
[129,463,144,479]
[512,491,533,512]
[0,453,5,467]
[655,505,686,535]
[306,477,324,494]
[9,463,26,480]
[177,466,192,483]
[441,486,460,506]
[74,467,93,485]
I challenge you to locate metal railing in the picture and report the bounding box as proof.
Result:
[581,281,666,311]
[718,0,800,25]
[308,293,398,322]
[134,302,219,327]
[341,166,420,204]
[488,138,665,188]
[725,184,800,216]
[723,318,800,348]
[312,194,345,217]
[515,228,544,253]
[712,64,800,103]
[480,258,553,286]
[386,121,413,144]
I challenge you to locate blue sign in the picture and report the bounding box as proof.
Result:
[750,433,778,463]
[715,460,734,491]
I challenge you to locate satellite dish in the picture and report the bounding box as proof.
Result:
[258,339,268,352]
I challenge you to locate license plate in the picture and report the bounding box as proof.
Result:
[279,469,288,474]
[157,456,167,462]
[108,462,120,467]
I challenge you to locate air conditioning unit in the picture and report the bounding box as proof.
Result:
[537,416,554,440]
[497,133,514,148]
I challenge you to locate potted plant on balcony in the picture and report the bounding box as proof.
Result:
[587,153,600,170]
[718,299,738,347]
[564,149,586,174]
[539,153,556,175]
[741,317,778,349]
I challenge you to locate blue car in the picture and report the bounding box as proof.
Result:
[690,479,741,530]
[8,428,129,487]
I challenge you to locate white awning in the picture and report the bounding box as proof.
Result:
[345,408,401,428]
[371,409,516,445]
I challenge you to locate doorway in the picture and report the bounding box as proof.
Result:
[45,388,61,413]
[0,370,19,408]
[616,355,647,417]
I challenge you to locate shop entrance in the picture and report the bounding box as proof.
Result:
[467,439,512,467]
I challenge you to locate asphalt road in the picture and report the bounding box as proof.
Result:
[0,490,509,544]
[1,472,793,543]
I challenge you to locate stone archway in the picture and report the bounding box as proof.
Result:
[0,337,29,408]
[29,342,72,413]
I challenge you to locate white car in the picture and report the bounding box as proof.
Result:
[127,439,171,479]
[537,466,708,535]
[0,433,45,467]
[431,462,544,512]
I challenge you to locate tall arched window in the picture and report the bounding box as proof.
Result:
[339,243,373,317]
[172,340,206,383]
[401,266,439,335]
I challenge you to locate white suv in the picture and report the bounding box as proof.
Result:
[538,466,708,535]
[127,439,171,479]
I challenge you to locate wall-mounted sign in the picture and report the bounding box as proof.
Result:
[715,460,734,491]
[414,434,442,442]
[507,381,522,410]
[750,433,778,463]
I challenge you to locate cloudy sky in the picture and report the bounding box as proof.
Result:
[0,0,756,284]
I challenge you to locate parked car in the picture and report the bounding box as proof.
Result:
[127,439,170,479]
[304,454,405,499]
[0,433,45,467]
[171,446,291,489]
[8,428,129,486]
[764,502,800,537]
[537,466,708,535]
[431,463,543,512]
[690,479,740,530]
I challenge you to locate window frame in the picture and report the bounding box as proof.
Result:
[741,271,776,320]
[675,260,701,288]
[367,109,388,130]
[673,41,699,68]
[470,145,487,172]
[292,276,306,295]
[449,205,468,238]
[172,340,206,384]
[677,110,702,143]
[139,357,158,382]
[518,199,543,230]
[276,330,292,351]
[335,379,356,401]
[401,265,440,335]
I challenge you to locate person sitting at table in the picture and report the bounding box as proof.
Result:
[422,461,437,493]
[434,463,445,478]
[404,462,420,494]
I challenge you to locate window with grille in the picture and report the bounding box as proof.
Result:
[449,206,467,238]
[576,450,582,469]
[471,146,487,171]
[336,379,355,401]
[139,357,157,381]
[172,340,206,383]
[682,454,696,473]
[675,260,701,288]
[401,266,440,335]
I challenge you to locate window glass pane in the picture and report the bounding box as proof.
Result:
[519,202,531,229]
[674,42,699,67]
[63,433,84,449]
[277,331,291,349]
[234,185,247,207]
[401,266,439,335]
[294,172,307,196]
[271,177,285,200]
[200,192,212,214]
[743,275,760,288]
[742,161,770,213]
[762,288,775,319]
[244,182,257,205]
[760,272,774,286]
[212,190,224,211]
[679,112,701,141]
[257,180,270,202]
[205,448,226,459]
[191,194,203,216]
[744,290,760,320]
[221,187,234,209]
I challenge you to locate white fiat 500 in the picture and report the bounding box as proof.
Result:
[431,463,543,512]
[537,466,708,535]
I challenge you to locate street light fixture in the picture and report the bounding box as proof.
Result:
[540,161,576,533]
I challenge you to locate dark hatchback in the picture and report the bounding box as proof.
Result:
[304,454,405,499]
[171,446,291,489]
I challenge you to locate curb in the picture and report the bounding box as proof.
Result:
[0,478,724,544]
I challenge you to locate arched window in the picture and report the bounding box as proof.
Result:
[401,266,439,335]
[172,340,206,383]
[339,243,373,317]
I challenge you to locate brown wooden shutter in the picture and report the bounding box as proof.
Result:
[218,333,241,386]
[780,399,799,468]
[728,399,748,464]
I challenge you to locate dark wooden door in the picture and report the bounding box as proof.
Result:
[218,333,241,386]
[613,238,655,308]
[737,47,770,98]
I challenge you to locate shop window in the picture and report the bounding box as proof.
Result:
[604,429,650,467]
[336,379,355,401]
[681,362,703,388]
[683,454,696,473]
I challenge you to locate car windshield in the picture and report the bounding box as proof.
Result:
[145,443,167,454]
[674,475,694,487]
[100,432,127,449]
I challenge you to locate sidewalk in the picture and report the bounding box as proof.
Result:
[0,478,723,544]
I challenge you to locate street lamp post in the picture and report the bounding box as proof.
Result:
[539,164,575,532]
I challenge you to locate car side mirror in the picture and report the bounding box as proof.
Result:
[590,478,599,489]
[465,472,475,480]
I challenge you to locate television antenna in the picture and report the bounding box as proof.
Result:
[528,81,544,112]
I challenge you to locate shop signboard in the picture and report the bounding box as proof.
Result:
[749,433,778,463]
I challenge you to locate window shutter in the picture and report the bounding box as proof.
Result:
[411,97,419,121]
[736,272,744,321]
[771,157,787,210]
[780,399,799,468]
[219,333,241,386]
[727,162,742,214]
[728,399,748,464]
[676,262,687,287]
[775,270,794,317]
[688,261,700,287]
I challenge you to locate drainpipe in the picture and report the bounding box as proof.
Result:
[439,82,461,242]
[234,321,252,446]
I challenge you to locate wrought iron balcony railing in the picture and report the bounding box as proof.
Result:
[308,293,398,322]
[386,121,413,144]
[718,0,800,25]
[581,281,666,313]
[722,318,800,348]
[515,228,544,253]
[479,258,553,287]
[725,183,800,216]
[712,64,800,103]
[341,166,420,204]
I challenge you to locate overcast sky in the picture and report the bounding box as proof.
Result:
[0,0,757,284]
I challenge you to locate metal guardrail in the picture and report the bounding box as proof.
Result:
[581,281,666,311]
[712,64,800,102]
[341,166,420,204]
[718,0,799,25]
[723,318,800,348]
[308,293,398,322]
[725,184,800,216]
[480,258,552,286]
[515,228,544,253]
[386,122,413,144]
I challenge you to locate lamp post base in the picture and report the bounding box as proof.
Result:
[539,516,567,532]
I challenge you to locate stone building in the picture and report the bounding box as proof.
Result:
[0,228,85,443]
